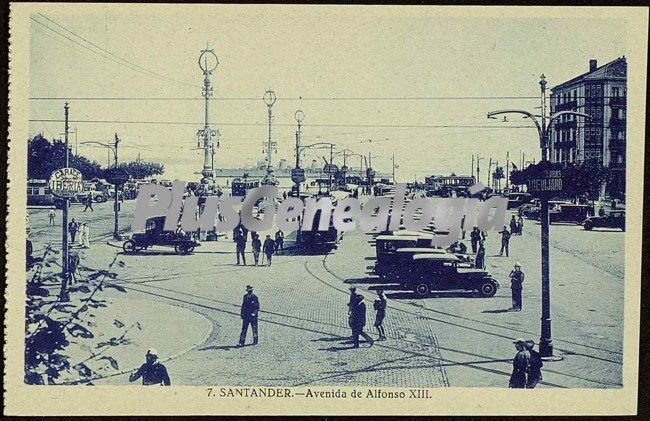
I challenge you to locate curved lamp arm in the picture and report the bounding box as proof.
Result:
[487,109,542,139]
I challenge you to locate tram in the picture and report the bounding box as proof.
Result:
[231,176,261,197]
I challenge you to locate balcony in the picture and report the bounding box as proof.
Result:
[554,120,577,130]
[609,96,627,107]
[554,100,577,112]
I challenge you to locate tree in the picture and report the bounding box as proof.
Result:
[116,161,164,180]
[28,134,104,180]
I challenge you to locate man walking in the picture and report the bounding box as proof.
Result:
[475,242,486,269]
[274,229,284,255]
[68,250,80,285]
[470,227,481,254]
[350,294,374,348]
[251,232,262,266]
[509,338,530,388]
[234,224,247,265]
[347,287,358,339]
[510,215,518,235]
[373,290,387,341]
[238,285,260,346]
[263,235,275,266]
[49,209,56,225]
[509,262,524,311]
[81,222,90,248]
[129,349,171,386]
[83,193,94,212]
[525,339,543,388]
[499,225,511,257]
[68,218,78,244]
[517,215,524,235]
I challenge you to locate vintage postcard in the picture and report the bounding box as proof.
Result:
[5,3,648,416]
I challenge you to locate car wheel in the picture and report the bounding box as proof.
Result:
[122,240,136,253]
[584,221,594,231]
[414,283,430,297]
[478,281,497,297]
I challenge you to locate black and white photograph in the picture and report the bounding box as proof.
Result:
[4,3,647,416]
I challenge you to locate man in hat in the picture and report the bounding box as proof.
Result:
[509,338,530,388]
[238,285,260,346]
[525,339,543,388]
[509,263,525,311]
[499,225,511,257]
[350,294,374,348]
[347,287,358,339]
[263,235,275,266]
[129,348,171,386]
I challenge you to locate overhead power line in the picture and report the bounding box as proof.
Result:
[29,95,539,101]
[28,118,534,129]
[32,14,200,89]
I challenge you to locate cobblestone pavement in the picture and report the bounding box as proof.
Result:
[26,198,624,388]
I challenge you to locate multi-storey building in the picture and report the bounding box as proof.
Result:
[549,57,626,197]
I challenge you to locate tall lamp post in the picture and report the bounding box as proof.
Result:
[293,109,305,197]
[263,89,278,180]
[197,46,219,188]
[487,74,590,358]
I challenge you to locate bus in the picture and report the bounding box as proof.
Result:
[425,175,475,197]
[27,179,64,208]
[231,177,261,197]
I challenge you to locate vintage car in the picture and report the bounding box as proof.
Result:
[583,210,625,231]
[547,203,593,224]
[507,192,532,210]
[401,253,499,297]
[521,200,570,220]
[122,216,200,255]
[374,247,447,280]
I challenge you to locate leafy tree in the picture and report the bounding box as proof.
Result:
[115,161,165,180]
[28,134,104,180]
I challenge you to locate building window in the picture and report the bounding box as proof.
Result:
[586,86,591,97]
[596,107,602,119]
[596,85,603,97]
[612,87,620,97]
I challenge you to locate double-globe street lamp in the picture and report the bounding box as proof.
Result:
[487,74,591,358]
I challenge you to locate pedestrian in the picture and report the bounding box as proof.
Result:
[510,215,518,235]
[509,338,530,388]
[263,234,275,266]
[274,229,284,254]
[470,227,481,254]
[83,193,94,212]
[237,285,260,346]
[499,225,511,257]
[509,262,525,311]
[373,290,387,341]
[251,232,262,266]
[461,214,466,239]
[347,287,358,339]
[481,230,488,242]
[77,221,85,247]
[350,294,374,348]
[68,218,78,244]
[49,209,56,225]
[283,191,287,200]
[129,349,171,386]
[81,223,90,248]
[475,242,486,269]
[68,250,80,285]
[234,224,247,265]
[517,215,524,235]
[525,339,543,388]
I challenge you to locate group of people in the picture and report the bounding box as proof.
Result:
[68,218,91,249]
[509,338,543,388]
[347,287,387,348]
[234,223,285,267]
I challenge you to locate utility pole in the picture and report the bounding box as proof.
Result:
[488,158,492,190]
[476,154,483,183]
[60,102,70,302]
[198,45,219,189]
[263,89,277,180]
[506,151,510,190]
[75,127,78,155]
[392,154,396,183]
[113,133,120,240]
[294,110,304,198]
[471,154,474,178]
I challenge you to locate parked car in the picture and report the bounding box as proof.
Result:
[400,253,499,297]
[76,189,108,203]
[521,200,570,220]
[374,246,446,280]
[583,210,625,231]
[547,203,593,224]
[122,216,200,255]
[507,192,532,210]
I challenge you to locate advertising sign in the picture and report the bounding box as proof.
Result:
[48,168,84,198]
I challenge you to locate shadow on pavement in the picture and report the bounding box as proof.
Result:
[198,344,252,351]
[482,308,513,314]
[311,336,351,342]
[385,290,478,299]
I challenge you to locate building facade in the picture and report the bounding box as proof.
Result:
[549,57,626,197]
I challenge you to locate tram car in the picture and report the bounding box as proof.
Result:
[299,208,339,254]
[231,176,261,197]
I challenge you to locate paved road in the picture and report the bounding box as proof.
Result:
[27,197,624,387]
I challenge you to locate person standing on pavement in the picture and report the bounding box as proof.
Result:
[238,285,260,346]
[129,348,171,386]
[470,227,481,254]
[347,287,358,339]
[81,222,90,248]
[517,215,524,235]
[251,232,262,266]
[525,339,543,388]
[475,242,486,269]
[509,338,530,388]
[373,290,387,341]
[350,294,374,348]
[68,250,80,285]
[68,218,78,244]
[49,209,56,225]
[263,234,275,266]
[234,224,247,265]
[510,215,518,235]
[460,214,466,240]
[509,262,525,311]
[274,229,284,255]
[499,225,511,257]
[83,193,94,212]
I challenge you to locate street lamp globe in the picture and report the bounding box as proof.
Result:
[198,48,219,73]
[295,109,305,123]
[263,89,277,107]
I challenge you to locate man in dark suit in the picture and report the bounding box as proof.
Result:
[350,294,374,348]
[238,285,260,346]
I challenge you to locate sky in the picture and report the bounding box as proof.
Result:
[28,5,629,182]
